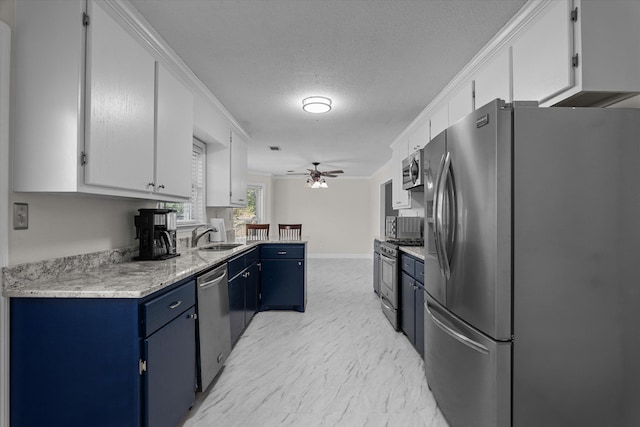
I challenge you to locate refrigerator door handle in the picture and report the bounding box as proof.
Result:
[437,152,453,279]
[426,303,489,355]
[433,153,447,278]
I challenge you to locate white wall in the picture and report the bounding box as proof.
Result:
[369,160,393,238]
[9,193,154,265]
[274,177,371,257]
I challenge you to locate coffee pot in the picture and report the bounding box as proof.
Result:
[134,209,179,260]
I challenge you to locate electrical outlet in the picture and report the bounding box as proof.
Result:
[14,203,28,230]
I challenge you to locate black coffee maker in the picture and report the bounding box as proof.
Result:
[134,208,179,260]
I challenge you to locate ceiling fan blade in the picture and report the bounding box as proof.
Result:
[321,170,344,175]
[286,172,311,176]
[322,174,338,178]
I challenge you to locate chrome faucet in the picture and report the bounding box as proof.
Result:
[191,225,218,247]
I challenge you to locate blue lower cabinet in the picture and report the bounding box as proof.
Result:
[227,249,260,346]
[260,244,306,312]
[400,253,425,357]
[10,278,197,427]
[144,306,197,427]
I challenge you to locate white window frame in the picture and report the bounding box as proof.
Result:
[160,138,207,228]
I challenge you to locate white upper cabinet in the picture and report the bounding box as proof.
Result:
[206,130,248,207]
[12,0,238,202]
[448,80,474,126]
[473,48,512,109]
[430,105,449,141]
[390,138,410,209]
[409,119,430,152]
[84,0,156,192]
[194,95,230,148]
[155,63,194,199]
[230,131,248,206]
[512,0,573,104]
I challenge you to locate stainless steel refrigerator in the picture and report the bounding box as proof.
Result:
[422,99,640,427]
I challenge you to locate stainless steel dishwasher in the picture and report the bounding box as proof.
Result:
[196,263,231,391]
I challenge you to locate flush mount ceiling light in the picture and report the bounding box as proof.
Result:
[302,96,332,114]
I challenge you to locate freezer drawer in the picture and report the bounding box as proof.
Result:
[424,295,510,427]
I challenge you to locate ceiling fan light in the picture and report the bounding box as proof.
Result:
[304,178,312,188]
[311,181,321,189]
[302,96,332,114]
[320,179,328,188]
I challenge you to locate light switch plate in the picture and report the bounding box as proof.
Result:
[13,203,28,230]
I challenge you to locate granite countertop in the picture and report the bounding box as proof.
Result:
[399,245,425,260]
[2,238,307,299]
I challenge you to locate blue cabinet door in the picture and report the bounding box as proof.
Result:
[415,286,425,357]
[401,271,416,343]
[228,274,245,345]
[144,306,196,427]
[10,298,141,427]
[245,262,260,324]
[261,259,305,311]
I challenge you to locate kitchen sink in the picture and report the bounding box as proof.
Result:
[200,243,243,251]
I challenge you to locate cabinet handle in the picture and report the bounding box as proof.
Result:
[147,182,155,189]
[278,251,287,255]
[217,353,224,363]
[168,301,182,309]
[187,313,197,320]
[157,184,165,190]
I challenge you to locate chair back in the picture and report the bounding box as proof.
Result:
[278,224,302,240]
[246,224,270,241]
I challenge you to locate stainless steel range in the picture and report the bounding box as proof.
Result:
[379,238,423,330]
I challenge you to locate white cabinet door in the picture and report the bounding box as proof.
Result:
[155,63,193,199]
[409,119,430,152]
[512,0,573,103]
[430,105,449,140]
[230,131,248,206]
[474,48,511,109]
[391,139,410,209]
[194,94,230,147]
[84,0,155,192]
[448,81,474,126]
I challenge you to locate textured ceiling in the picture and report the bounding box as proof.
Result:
[129,0,527,177]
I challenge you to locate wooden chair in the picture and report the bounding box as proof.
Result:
[246,224,270,241]
[278,224,302,240]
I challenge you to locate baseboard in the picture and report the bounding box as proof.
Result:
[307,253,372,259]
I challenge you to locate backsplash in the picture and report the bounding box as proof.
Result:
[2,245,139,289]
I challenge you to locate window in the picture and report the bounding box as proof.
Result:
[233,184,264,237]
[162,138,206,226]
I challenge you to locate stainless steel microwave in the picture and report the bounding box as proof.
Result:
[402,149,423,190]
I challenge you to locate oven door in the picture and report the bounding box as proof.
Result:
[380,252,399,330]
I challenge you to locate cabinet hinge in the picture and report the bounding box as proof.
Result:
[82,12,90,27]
[139,359,147,375]
[572,53,579,68]
[80,151,87,166]
[570,7,578,22]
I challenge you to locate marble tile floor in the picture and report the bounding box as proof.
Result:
[180,258,450,427]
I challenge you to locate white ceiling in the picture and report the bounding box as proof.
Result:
[129,0,527,178]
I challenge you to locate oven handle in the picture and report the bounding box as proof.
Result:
[380,253,397,266]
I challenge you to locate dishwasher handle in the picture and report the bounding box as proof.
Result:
[198,266,228,290]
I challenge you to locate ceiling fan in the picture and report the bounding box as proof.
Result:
[288,162,344,188]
